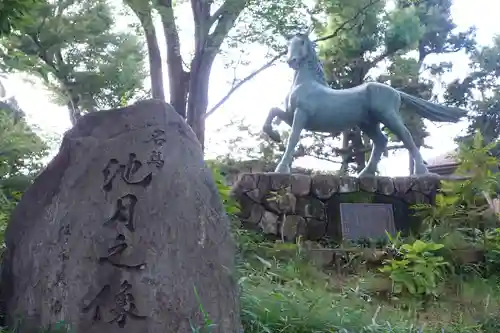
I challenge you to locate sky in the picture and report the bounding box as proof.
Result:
[1,0,499,176]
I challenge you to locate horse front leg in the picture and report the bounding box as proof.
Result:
[358,124,388,177]
[263,107,285,142]
[275,109,307,173]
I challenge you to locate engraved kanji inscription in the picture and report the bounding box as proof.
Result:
[82,282,147,327]
[109,280,147,327]
[147,150,164,169]
[82,285,111,323]
[104,194,137,232]
[102,153,152,192]
[144,129,166,146]
[99,234,146,270]
[100,234,128,260]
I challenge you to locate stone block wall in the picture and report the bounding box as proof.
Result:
[231,173,441,242]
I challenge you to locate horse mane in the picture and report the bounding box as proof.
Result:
[298,34,328,86]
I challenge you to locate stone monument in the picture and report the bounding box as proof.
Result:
[0,100,241,333]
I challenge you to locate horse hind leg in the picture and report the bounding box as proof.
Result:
[275,108,307,173]
[358,123,388,177]
[263,107,285,142]
[378,107,428,175]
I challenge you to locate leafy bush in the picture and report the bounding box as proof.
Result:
[414,132,499,238]
[483,228,500,274]
[208,163,240,215]
[379,240,449,297]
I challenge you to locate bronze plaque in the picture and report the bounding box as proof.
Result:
[339,203,395,240]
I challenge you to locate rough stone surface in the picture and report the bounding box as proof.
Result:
[281,215,305,241]
[232,173,440,241]
[0,100,241,333]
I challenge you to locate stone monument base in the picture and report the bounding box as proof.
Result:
[231,173,441,242]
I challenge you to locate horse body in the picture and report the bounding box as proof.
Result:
[289,81,399,133]
[263,33,467,176]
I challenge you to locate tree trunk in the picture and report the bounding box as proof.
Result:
[154,0,246,148]
[143,27,165,101]
[340,64,368,172]
[340,130,351,173]
[126,3,165,101]
[409,151,415,175]
[187,52,216,149]
[67,101,80,126]
[157,0,189,119]
[353,128,366,173]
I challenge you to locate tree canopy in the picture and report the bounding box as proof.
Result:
[0,0,40,35]
[0,0,148,125]
[446,35,500,152]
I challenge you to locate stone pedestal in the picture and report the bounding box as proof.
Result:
[232,173,440,241]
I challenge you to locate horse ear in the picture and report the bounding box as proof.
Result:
[305,25,315,36]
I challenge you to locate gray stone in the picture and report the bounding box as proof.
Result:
[335,176,359,193]
[297,217,307,238]
[259,211,279,235]
[376,177,395,195]
[277,192,297,214]
[290,174,311,196]
[0,100,241,333]
[269,173,291,191]
[237,173,258,191]
[246,188,262,202]
[281,215,304,241]
[296,197,325,220]
[311,174,338,200]
[359,176,378,192]
[306,218,327,241]
[244,202,265,225]
[236,194,255,220]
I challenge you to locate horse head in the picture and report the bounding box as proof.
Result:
[286,32,315,70]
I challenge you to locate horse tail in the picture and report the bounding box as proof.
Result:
[399,91,467,123]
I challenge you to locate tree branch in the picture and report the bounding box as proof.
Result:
[208,0,248,49]
[368,48,399,69]
[314,0,382,43]
[295,143,405,165]
[333,143,405,157]
[205,0,383,118]
[205,51,284,118]
[191,0,210,53]
[307,154,343,164]
[27,33,58,73]
[124,0,165,100]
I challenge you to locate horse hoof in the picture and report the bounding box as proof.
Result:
[414,166,430,175]
[414,172,440,178]
[358,169,376,177]
[263,126,281,142]
[269,131,282,142]
[275,164,291,173]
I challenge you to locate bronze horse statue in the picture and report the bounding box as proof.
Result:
[262,33,467,176]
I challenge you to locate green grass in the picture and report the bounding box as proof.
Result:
[236,231,500,333]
